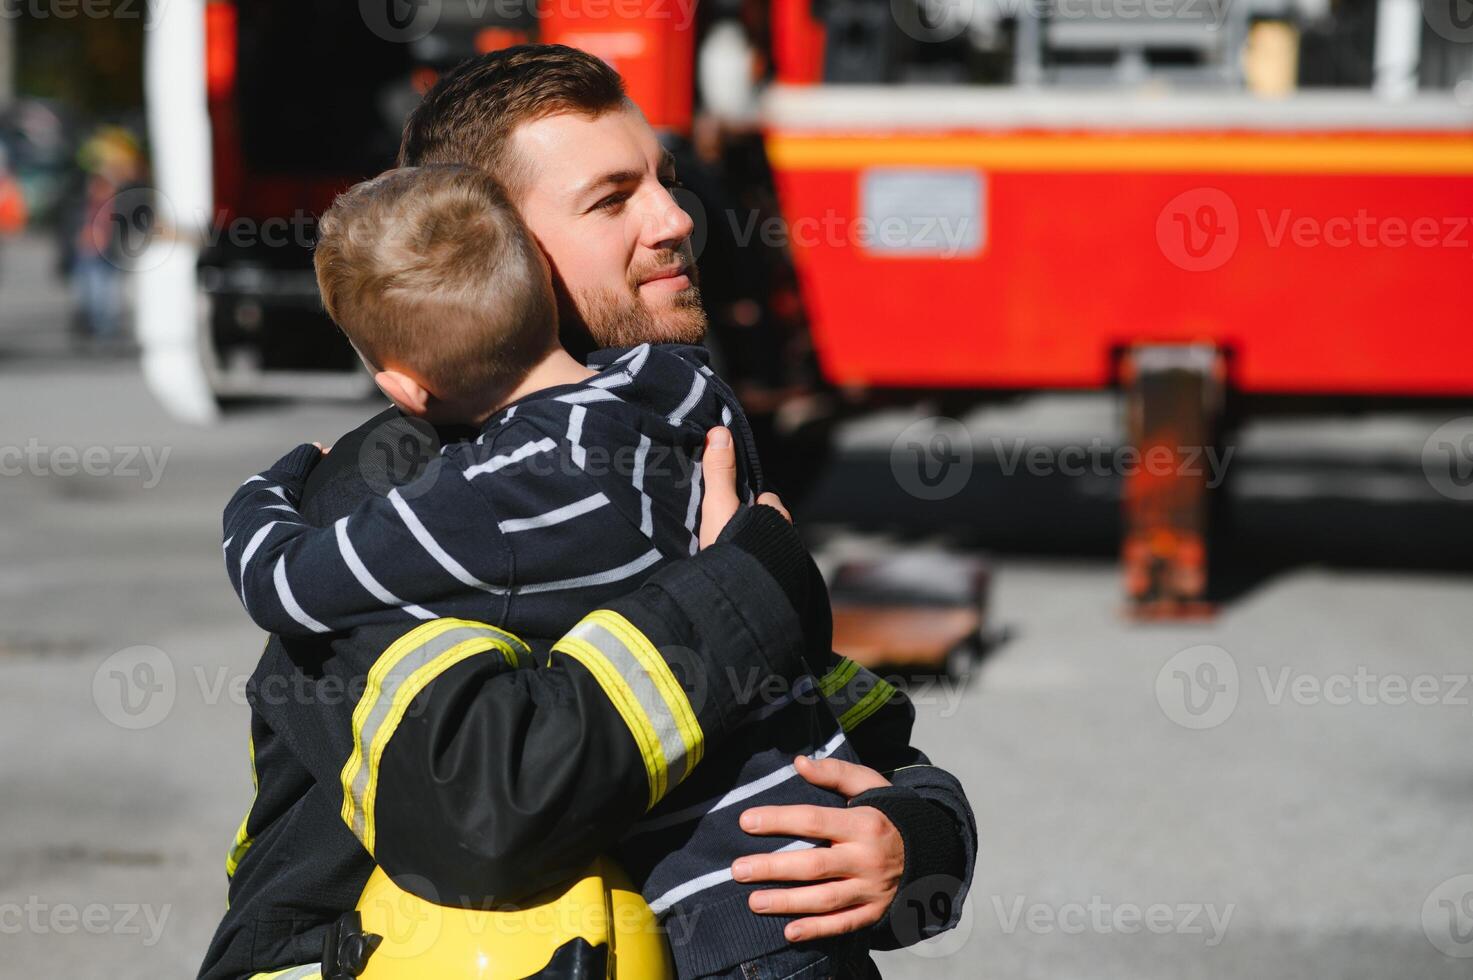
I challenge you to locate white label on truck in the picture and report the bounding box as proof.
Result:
[859,169,985,258]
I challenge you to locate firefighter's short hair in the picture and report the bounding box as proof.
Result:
[314,164,556,405]
[398,43,628,196]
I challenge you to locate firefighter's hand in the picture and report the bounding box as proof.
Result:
[698,426,790,550]
[732,756,904,941]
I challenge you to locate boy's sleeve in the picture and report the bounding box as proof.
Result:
[819,655,977,951]
[799,552,977,951]
[250,504,824,905]
[222,442,509,637]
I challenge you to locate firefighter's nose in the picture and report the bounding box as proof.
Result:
[638,187,696,250]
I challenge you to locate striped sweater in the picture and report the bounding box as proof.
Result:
[221,343,892,976]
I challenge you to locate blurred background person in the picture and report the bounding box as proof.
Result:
[64,126,145,352]
[0,140,28,281]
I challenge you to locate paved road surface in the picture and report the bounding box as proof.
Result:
[3,235,1471,978]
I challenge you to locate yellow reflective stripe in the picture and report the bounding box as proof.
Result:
[340,618,522,853]
[361,637,507,853]
[839,678,898,732]
[341,620,447,834]
[819,658,859,697]
[224,811,251,879]
[555,610,709,808]
[340,619,520,836]
[555,634,668,809]
[225,731,258,880]
[487,625,532,664]
[821,659,899,733]
[766,133,1473,176]
[585,610,703,773]
[249,966,322,980]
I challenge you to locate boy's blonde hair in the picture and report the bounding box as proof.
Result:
[314,165,556,405]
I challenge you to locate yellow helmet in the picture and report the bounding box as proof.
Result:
[326,855,674,979]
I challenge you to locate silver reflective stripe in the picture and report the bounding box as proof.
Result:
[252,965,322,980]
[275,967,321,980]
[567,618,693,788]
[344,624,515,843]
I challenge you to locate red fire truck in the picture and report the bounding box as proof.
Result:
[139,0,1473,613]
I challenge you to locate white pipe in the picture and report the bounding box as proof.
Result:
[698,21,759,124]
[140,0,218,424]
[1373,0,1422,100]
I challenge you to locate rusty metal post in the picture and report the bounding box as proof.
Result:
[1121,344,1225,618]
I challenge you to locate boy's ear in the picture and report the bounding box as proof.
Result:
[374,369,432,418]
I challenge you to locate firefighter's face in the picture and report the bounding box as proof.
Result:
[510,103,705,352]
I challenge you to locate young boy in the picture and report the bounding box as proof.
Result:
[221,165,889,978]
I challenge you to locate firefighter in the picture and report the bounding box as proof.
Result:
[200,46,974,980]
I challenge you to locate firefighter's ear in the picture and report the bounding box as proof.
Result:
[374,369,432,418]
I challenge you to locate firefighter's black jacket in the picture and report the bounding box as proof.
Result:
[198,409,977,980]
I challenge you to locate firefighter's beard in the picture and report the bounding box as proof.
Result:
[568,251,707,351]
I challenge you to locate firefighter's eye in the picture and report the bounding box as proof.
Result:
[660,176,685,191]
[593,192,630,213]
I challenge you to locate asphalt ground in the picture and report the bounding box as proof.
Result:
[3,234,1471,979]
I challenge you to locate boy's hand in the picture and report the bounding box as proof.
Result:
[698,426,790,549]
[732,756,904,942]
